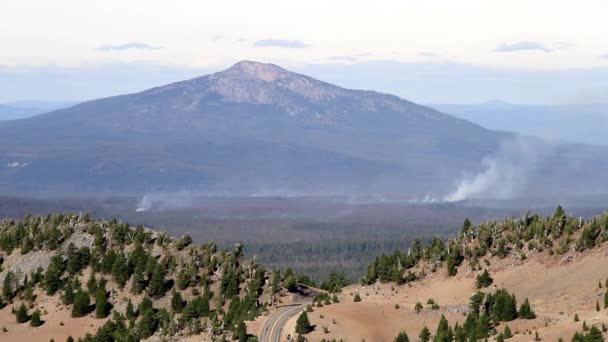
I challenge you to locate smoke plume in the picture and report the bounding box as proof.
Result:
[443,136,548,202]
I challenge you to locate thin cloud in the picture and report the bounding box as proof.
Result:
[494,41,551,53]
[601,54,608,59]
[553,42,575,50]
[328,53,372,62]
[253,39,310,48]
[97,42,163,51]
[418,52,439,57]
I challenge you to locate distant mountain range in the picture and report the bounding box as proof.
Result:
[431,101,608,145]
[0,61,607,200]
[0,101,77,121]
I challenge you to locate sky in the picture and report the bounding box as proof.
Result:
[1,0,608,104]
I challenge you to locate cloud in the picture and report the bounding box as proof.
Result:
[601,54,608,60]
[253,39,310,48]
[494,41,551,53]
[418,52,442,57]
[553,42,575,50]
[327,53,372,62]
[97,42,163,51]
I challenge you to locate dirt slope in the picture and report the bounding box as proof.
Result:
[287,243,608,341]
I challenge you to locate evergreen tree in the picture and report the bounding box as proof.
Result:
[518,298,536,319]
[125,299,135,320]
[295,311,312,334]
[236,321,248,342]
[15,303,29,323]
[62,280,75,305]
[434,315,450,342]
[419,326,431,342]
[30,309,43,327]
[95,288,110,318]
[138,308,158,339]
[503,325,513,338]
[86,273,98,293]
[586,325,604,342]
[394,331,410,342]
[476,269,493,288]
[72,289,91,317]
[44,254,65,295]
[111,253,129,288]
[147,262,166,298]
[170,289,185,313]
[415,301,423,314]
[353,293,362,302]
[2,270,15,301]
[130,263,146,294]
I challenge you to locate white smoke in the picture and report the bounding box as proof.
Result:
[443,136,548,202]
[135,191,194,212]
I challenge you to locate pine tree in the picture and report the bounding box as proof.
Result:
[419,326,431,342]
[147,262,166,298]
[131,263,146,294]
[111,253,128,288]
[353,293,362,302]
[295,311,312,334]
[30,309,43,327]
[394,331,410,342]
[503,325,513,338]
[596,301,601,312]
[44,254,64,295]
[86,273,98,293]
[62,280,75,305]
[138,308,158,339]
[415,301,423,314]
[476,269,493,288]
[125,299,135,320]
[95,288,109,318]
[15,303,29,323]
[72,289,91,318]
[434,315,450,342]
[2,270,15,301]
[586,325,604,342]
[574,313,580,322]
[236,321,248,342]
[170,289,185,313]
[496,333,504,342]
[518,298,536,319]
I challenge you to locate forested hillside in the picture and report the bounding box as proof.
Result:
[0,213,303,341]
[293,206,608,342]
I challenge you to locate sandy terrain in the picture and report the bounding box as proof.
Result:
[282,244,608,341]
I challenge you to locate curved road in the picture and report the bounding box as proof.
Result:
[260,304,308,342]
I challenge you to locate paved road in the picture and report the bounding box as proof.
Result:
[260,304,307,342]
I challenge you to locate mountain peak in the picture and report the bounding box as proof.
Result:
[224,60,289,82]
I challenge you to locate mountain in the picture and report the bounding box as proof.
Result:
[0,61,607,199]
[431,101,608,145]
[0,101,77,121]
